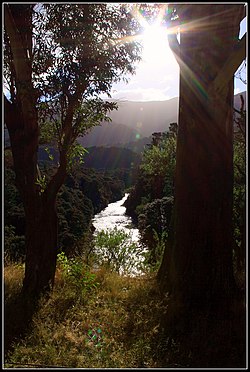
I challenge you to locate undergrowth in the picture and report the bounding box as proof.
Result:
[4,258,246,368]
[4,260,168,368]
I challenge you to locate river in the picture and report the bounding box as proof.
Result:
[92,193,139,242]
[92,193,146,275]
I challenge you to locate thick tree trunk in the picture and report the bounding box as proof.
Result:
[166,82,235,308]
[158,5,245,310]
[22,196,58,296]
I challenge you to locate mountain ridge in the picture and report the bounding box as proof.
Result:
[4,92,246,150]
[79,91,246,148]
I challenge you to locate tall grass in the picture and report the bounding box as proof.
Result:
[4,258,246,368]
[4,260,167,368]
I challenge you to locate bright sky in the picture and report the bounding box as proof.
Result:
[103,16,247,102]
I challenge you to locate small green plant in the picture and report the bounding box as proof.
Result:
[94,227,144,275]
[35,174,47,193]
[57,252,98,294]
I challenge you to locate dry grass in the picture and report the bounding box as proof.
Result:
[4,263,166,368]
[4,262,246,369]
[4,263,24,301]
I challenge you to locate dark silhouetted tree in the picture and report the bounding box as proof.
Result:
[158,4,246,312]
[4,3,141,296]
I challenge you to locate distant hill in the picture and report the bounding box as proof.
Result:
[82,146,141,170]
[37,145,140,171]
[116,136,152,153]
[105,97,179,137]
[77,92,246,148]
[78,121,142,148]
[4,92,246,151]
[77,97,178,148]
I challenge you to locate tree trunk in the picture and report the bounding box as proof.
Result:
[4,4,68,297]
[22,195,58,296]
[5,96,62,297]
[158,4,245,310]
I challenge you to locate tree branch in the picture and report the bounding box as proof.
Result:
[4,4,37,132]
[4,5,31,86]
[209,33,246,96]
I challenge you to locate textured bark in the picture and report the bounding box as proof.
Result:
[158,4,245,309]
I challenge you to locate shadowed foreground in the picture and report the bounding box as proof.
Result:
[4,263,246,368]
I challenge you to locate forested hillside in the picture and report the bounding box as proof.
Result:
[38,145,141,170]
[4,149,130,261]
[81,147,141,170]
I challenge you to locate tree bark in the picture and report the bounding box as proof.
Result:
[22,195,58,296]
[158,4,245,310]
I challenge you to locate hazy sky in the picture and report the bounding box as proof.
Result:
[102,16,247,102]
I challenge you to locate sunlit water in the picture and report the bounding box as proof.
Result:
[92,193,139,242]
[92,193,147,275]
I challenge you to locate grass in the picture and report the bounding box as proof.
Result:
[4,262,168,368]
[3,260,246,369]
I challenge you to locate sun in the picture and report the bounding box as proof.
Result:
[142,24,168,60]
[141,23,177,67]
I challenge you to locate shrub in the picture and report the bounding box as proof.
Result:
[57,252,99,297]
[93,227,144,275]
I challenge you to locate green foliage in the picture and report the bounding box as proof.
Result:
[4,225,25,263]
[140,131,176,199]
[125,125,177,223]
[57,252,98,295]
[57,184,94,256]
[73,99,118,139]
[39,118,58,146]
[67,142,89,171]
[142,230,168,272]
[32,3,142,173]
[44,147,54,161]
[67,167,125,214]
[94,227,144,275]
[124,126,177,273]
[141,136,176,177]
[4,2,142,211]
[35,174,47,194]
[138,197,173,255]
[233,103,246,280]
[4,159,127,262]
[34,4,142,98]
